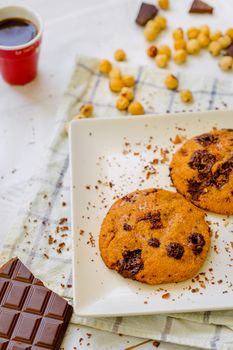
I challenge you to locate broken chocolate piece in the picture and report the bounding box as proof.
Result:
[226,44,233,58]
[0,257,73,350]
[148,238,160,248]
[189,0,213,14]
[195,133,217,147]
[136,2,158,26]
[117,249,144,278]
[166,242,184,260]
[188,232,206,255]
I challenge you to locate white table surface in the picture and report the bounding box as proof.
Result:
[0,0,232,348]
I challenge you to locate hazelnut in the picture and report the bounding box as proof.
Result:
[154,16,167,30]
[197,33,210,48]
[174,39,186,50]
[219,56,233,71]
[186,39,201,55]
[109,67,121,79]
[116,96,130,111]
[128,101,145,115]
[158,45,171,59]
[155,54,168,68]
[144,21,161,41]
[114,49,126,61]
[218,35,232,49]
[172,28,184,40]
[147,45,158,58]
[208,41,222,56]
[109,78,124,92]
[187,27,200,40]
[210,31,222,41]
[99,59,112,74]
[173,49,187,64]
[164,74,179,90]
[226,28,233,40]
[180,90,193,103]
[199,25,210,36]
[158,0,169,10]
[120,87,134,101]
[79,104,94,117]
[122,75,135,87]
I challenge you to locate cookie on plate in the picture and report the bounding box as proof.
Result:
[170,129,233,215]
[99,188,210,285]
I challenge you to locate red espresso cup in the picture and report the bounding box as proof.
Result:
[0,6,43,85]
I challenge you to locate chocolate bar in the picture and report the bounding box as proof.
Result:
[189,0,213,14]
[0,257,73,349]
[136,2,158,26]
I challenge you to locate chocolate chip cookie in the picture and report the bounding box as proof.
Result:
[99,188,210,285]
[170,129,233,214]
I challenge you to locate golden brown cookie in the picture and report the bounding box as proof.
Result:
[170,129,233,215]
[99,188,210,285]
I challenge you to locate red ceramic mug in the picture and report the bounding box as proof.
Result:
[0,6,43,85]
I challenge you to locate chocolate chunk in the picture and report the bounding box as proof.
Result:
[0,258,73,350]
[139,212,163,229]
[123,223,132,231]
[136,2,158,26]
[226,44,233,58]
[166,243,184,260]
[195,133,217,147]
[189,150,216,174]
[187,177,210,200]
[188,232,206,255]
[148,238,160,248]
[212,156,233,189]
[189,0,213,14]
[117,249,144,278]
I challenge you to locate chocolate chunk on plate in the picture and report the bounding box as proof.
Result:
[136,2,158,26]
[189,0,213,14]
[0,257,73,350]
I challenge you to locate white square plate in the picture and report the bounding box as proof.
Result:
[70,110,233,317]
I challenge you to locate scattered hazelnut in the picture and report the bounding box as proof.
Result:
[158,45,171,59]
[99,59,112,74]
[79,104,94,117]
[218,35,232,49]
[120,87,134,101]
[197,33,210,48]
[186,39,201,55]
[187,27,200,40]
[155,54,168,68]
[173,49,187,64]
[154,16,167,30]
[208,41,222,56]
[128,101,145,115]
[109,78,124,92]
[199,25,210,36]
[158,0,169,10]
[114,49,126,61]
[122,75,135,87]
[144,21,161,41]
[109,67,121,79]
[164,74,179,90]
[210,31,222,41]
[226,28,233,40]
[116,96,130,110]
[172,28,184,40]
[147,45,158,58]
[219,56,233,71]
[180,90,193,103]
[174,39,186,50]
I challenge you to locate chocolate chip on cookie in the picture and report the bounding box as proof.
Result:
[188,232,206,255]
[166,242,184,260]
[117,249,144,278]
[148,237,160,247]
